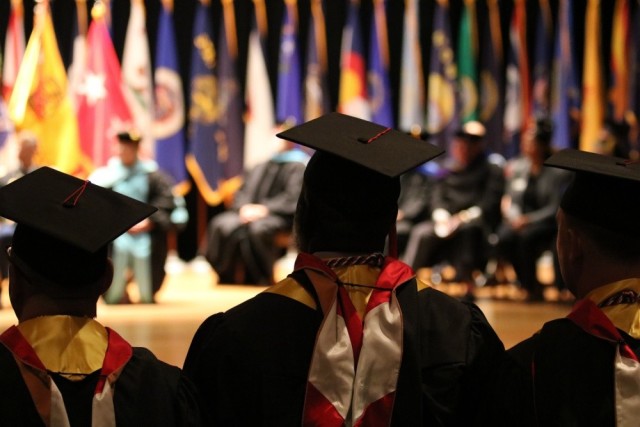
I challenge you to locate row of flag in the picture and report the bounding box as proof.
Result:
[1,0,639,209]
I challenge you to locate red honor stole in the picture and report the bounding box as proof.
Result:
[567,299,640,426]
[0,326,133,427]
[295,253,414,427]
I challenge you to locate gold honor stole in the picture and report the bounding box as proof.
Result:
[0,325,133,427]
[292,253,414,427]
[568,297,640,427]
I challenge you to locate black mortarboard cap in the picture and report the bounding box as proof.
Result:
[276,112,444,178]
[0,167,157,288]
[545,149,640,235]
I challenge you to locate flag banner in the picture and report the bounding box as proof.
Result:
[628,0,640,153]
[2,0,25,100]
[503,0,529,157]
[122,0,155,160]
[609,0,630,123]
[304,0,331,122]
[551,0,580,150]
[426,0,458,149]
[580,0,605,152]
[338,0,370,120]
[67,0,88,111]
[185,0,224,206]
[457,0,479,123]
[215,0,244,204]
[244,0,278,170]
[154,0,190,195]
[0,96,18,175]
[531,0,553,118]
[8,3,85,176]
[368,0,394,127]
[75,2,134,172]
[276,0,303,126]
[479,0,504,154]
[398,0,424,135]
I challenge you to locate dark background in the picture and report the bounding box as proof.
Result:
[0,0,621,260]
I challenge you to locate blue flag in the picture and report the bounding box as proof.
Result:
[368,0,393,127]
[216,1,245,201]
[551,0,580,150]
[531,0,553,118]
[185,1,223,206]
[277,1,303,126]
[426,0,458,150]
[479,0,504,154]
[154,3,189,195]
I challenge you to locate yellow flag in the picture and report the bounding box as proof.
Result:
[580,0,604,152]
[8,4,87,176]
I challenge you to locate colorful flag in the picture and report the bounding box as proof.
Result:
[426,0,457,149]
[0,92,12,149]
[579,0,605,152]
[338,0,370,120]
[609,0,630,123]
[154,0,189,195]
[531,0,553,118]
[244,0,278,170]
[457,0,479,123]
[398,0,424,135]
[276,0,303,126]
[2,0,25,100]
[304,0,331,122]
[122,0,155,159]
[215,0,244,202]
[8,3,85,176]
[75,2,135,172]
[479,0,504,154]
[503,0,529,157]
[0,95,17,174]
[185,0,222,205]
[368,0,393,127]
[551,0,580,150]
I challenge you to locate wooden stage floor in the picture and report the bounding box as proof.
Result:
[0,254,573,369]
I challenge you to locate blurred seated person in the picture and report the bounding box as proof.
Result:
[204,139,309,285]
[0,167,202,425]
[402,121,505,299]
[491,119,571,301]
[394,164,437,255]
[89,131,176,304]
[595,118,634,158]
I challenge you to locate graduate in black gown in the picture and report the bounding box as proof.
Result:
[480,149,640,426]
[0,168,202,426]
[184,113,505,426]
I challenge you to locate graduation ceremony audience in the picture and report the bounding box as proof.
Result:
[183,113,505,426]
[0,167,202,426]
[479,149,640,425]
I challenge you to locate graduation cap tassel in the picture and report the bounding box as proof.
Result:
[62,180,90,207]
[357,127,392,144]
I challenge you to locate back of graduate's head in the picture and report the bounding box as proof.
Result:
[278,113,443,255]
[294,151,400,254]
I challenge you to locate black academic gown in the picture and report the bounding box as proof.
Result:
[479,299,640,427]
[184,276,504,426]
[0,341,203,426]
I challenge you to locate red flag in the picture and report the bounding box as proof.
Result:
[2,0,25,100]
[75,2,134,172]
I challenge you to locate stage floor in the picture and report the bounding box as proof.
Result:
[0,254,572,368]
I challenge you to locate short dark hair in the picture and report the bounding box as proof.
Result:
[564,212,640,261]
